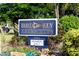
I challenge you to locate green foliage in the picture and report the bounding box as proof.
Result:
[62,29,79,56]
[9,46,41,56]
[0,3,54,23]
[60,3,79,17]
[60,15,79,32]
[9,35,27,47]
[0,51,10,56]
[0,3,79,23]
[18,36,27,46]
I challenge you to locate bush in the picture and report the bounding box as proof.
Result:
[62,29,79,56]
[0,51,10,56]
[9,46,41,56]
[60,15,79,32]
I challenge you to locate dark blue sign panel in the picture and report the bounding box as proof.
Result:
[28,36,48,48]
[18,19,58,36]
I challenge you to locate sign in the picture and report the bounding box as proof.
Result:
[28,36,48,48]
[30,40,44,46]
[18,18,58,36]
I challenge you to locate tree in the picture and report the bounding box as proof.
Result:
[55,3,59,20]
[59,3,79,17]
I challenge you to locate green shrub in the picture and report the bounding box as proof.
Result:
[60,15,79,32]
[0,51,10,56]
[9,46,41,56]
[62,29,79,56]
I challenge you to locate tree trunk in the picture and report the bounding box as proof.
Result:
[55,3,59,20]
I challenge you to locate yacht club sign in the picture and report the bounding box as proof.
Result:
[18,18,58,36]
[18,18,58,48]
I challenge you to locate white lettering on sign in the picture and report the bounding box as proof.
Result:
[21,22,52,29]
[30,40,44,46]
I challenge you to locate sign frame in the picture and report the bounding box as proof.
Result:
[18,18,58,36]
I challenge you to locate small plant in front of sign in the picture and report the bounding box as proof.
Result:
[9,46,41,56]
